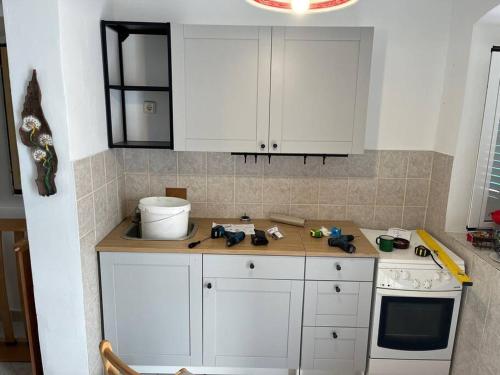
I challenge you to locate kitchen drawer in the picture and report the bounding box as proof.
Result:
[305,257,374,281]
[203,255,304,280]
[301,326,368,374]
[303,281,372,327]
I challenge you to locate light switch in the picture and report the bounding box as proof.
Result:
[143,101,156,114]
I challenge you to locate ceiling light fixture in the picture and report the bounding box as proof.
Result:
[247,0,358,14]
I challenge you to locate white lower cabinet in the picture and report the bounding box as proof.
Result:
[100,253,202,366]
[302,327,369,374]
[202,255,304,369]
[302,257,374,375]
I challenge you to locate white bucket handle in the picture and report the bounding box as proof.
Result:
[140,209,188,224]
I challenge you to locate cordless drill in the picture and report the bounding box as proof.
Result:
[328,235,356,253]
[225,231,246,247]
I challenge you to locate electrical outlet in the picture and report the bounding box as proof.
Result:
[143,101,156,114]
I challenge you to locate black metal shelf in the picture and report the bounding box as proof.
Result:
[101,20,174,150]
[108,85,170,92]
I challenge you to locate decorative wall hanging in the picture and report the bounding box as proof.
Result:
[18,70,58,196]
[246,0,358,14]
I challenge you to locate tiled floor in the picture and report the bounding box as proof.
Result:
[0,363,31,375]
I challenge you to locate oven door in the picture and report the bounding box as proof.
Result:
[370,288,462,360]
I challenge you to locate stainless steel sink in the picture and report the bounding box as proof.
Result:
[121,221,198,241]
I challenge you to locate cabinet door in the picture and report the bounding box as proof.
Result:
[302,327,369,375]
[269,27,373,154]
[203,278,303,369]
[100,253,202,366]
[172,25,271,152]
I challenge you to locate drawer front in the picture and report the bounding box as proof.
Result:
[203,255,304,280]
[303,281,373,327]
[301,326,369,374]
[306,257,374,281]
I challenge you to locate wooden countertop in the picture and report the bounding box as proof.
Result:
[96,218,378,258]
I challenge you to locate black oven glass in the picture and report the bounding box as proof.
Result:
[378,296,454,351]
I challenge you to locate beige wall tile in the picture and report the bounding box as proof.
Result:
[374,206,403,230]
[207,153,235,176]
[148,149,177,175]
[74,157,92,199]
[346,205,374,228]
[125,174,149,200]
[206,203,235,218]
[319,178,348,205]
[405,178,430,206]
[235,176,262,203]
[263,178,290,204]
[286,156,321,177]
[348,178,377,205]
[235,155,264,176]
[347,150,378,177]
[431,152,453,184]
[126,200,139,216]
[318,205,346,220]
[190,202,207,218]
[124,149,148,173]
[207,176,234,203]
[117,176,126,220]
[94,187,108,242]
[320,157,349,177]
[291,178,319,204]
[235,204,263,219]
[376,179,405,206]
[407,151,433,178]
[77,194,95,238]
[150,175,177,197]
[178,175,207,203]
[105,180,119,226]
[290,204,318,220]
[115,149,124,176]
[402,207,426,229]
[104,150,116,183]
[263,156,295,177]
[378,151,409,178]
[178,151,206,175]
[263,204,290,217]
[91,153,106,190]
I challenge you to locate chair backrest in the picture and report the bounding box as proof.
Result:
[100,340,194,375]
[99,340,140,375]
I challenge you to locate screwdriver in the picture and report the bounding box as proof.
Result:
[188,235,211,248]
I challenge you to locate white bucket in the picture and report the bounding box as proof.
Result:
[138,197,191,240]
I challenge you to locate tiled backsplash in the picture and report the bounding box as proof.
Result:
[119,149,434,230]
[73,149,126,375]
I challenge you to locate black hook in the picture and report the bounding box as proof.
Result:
[254,154,258,163]
[304,155,307,165]
[323,155,326,165]
[268,154,272,164]
[244,154,247,163]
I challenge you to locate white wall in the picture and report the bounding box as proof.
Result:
[2,0,90,373]
[105,0,452,152]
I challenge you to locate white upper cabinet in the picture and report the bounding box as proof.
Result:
[172,25,272,152]
[269,27,373,155]
[172,25,373,154]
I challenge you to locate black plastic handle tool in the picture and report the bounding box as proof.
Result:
[188,236,210,248]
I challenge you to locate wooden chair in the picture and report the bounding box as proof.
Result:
[100,340,192,375]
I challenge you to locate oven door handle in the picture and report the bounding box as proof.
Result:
[376,288,462,298]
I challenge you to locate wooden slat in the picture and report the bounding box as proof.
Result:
[15,240,43,374]
[0,219,26,232]
[0,231,15,344]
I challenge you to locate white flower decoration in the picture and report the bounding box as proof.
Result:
[21,115,41,132]
[38,133,53,147]
[32,148,47,162]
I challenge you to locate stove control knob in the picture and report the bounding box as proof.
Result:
[412,279,421,289]
[401,271,410,280]
[423,280,432,289]
[391,270,400,280]
[433,272,441,281]
[443,272,451,281]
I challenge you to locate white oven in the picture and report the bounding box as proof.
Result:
[370,287,461,360]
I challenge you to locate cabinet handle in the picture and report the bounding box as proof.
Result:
[207,282,212,289]
[272,143,278,149]
[335,285,341,293]
[335,264,342,271]
[260,143,266,149]
[249,263,255,270]
[332,332,338,339]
